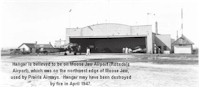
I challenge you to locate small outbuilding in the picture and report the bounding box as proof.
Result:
[18,42,54,53]
[172,35,194,54]
[36,43,54,53]
[18,43,36,53]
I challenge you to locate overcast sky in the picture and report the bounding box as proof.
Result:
[1,0,200,48]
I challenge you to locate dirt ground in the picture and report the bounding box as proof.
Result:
[0,54,199,87]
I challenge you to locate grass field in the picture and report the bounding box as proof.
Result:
[0,54,199,87]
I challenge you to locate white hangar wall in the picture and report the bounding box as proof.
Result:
[66,23,153,53]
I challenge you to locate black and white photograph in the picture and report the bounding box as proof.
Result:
[0,0,199,87]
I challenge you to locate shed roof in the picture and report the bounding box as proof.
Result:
[36,44,53,48]
[172,35,194,45]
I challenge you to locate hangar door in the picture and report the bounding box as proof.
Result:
[70,37,146,53]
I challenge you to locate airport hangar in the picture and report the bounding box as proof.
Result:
[65,23,171,54]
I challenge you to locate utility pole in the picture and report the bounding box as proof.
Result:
[155,21,158,35]
[147,12,157,33]
[146,12,156,25]
[177,30,179,39]
[181,8,183,36]
[68,9,72,28]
